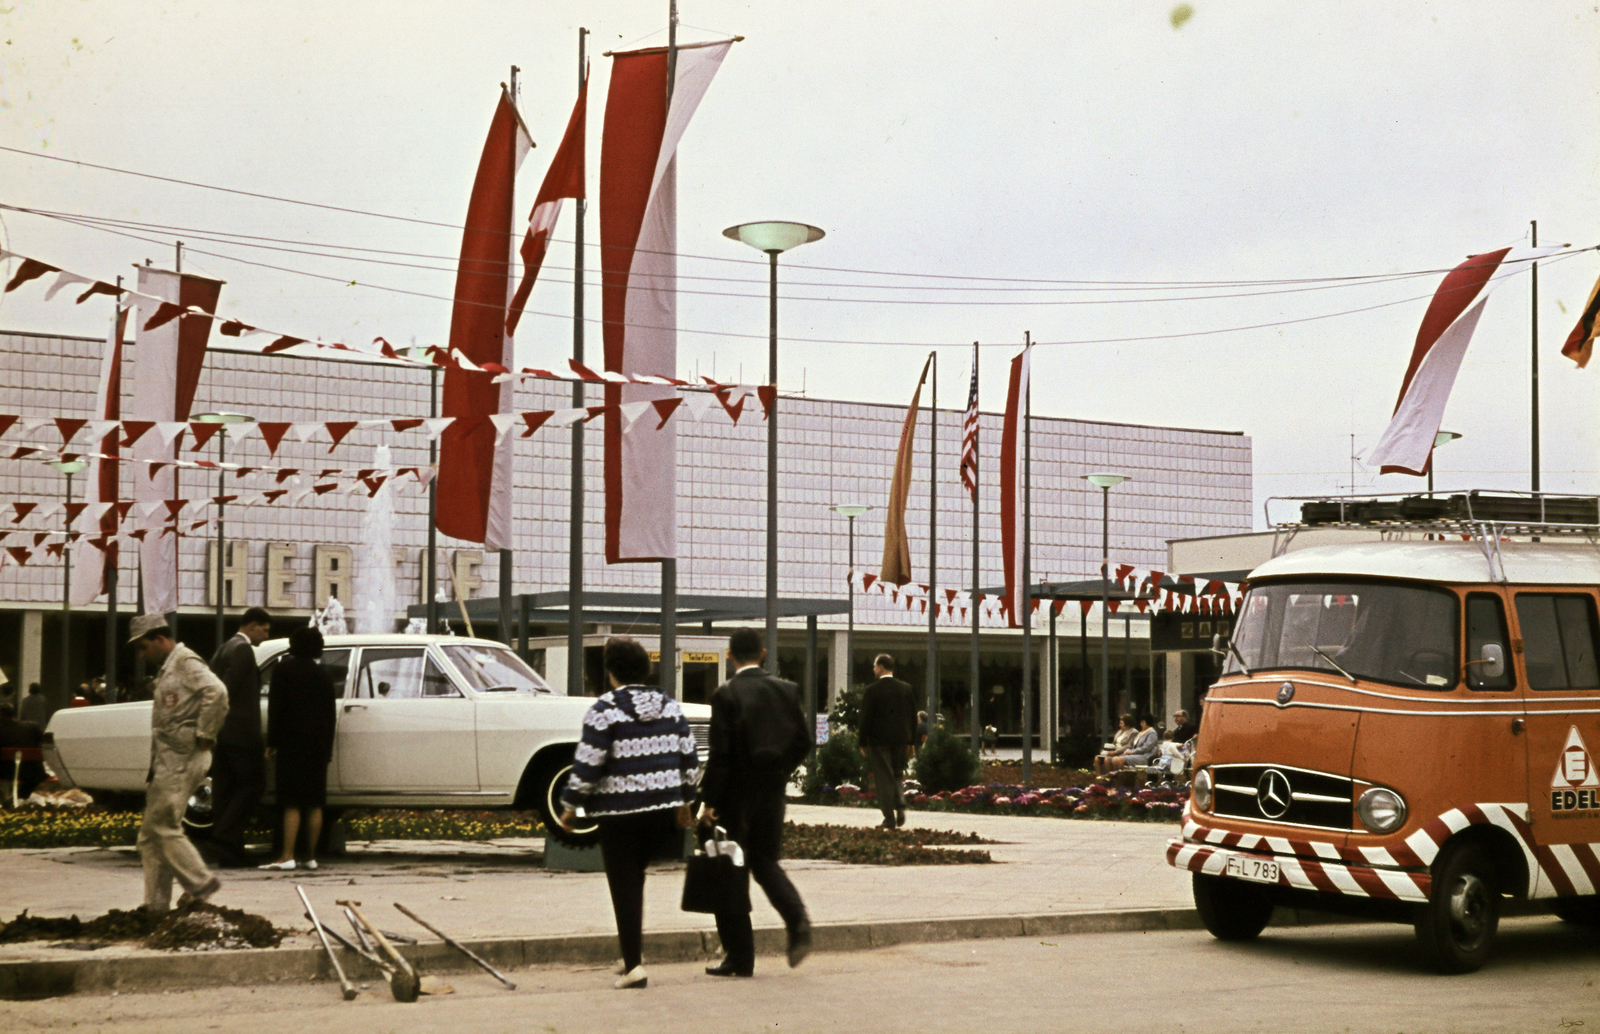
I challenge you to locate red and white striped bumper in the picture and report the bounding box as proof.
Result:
[1168,816,1432,903]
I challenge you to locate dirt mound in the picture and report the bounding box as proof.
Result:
[0,904,284,951]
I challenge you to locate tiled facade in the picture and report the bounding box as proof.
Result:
[0,329,1252,627]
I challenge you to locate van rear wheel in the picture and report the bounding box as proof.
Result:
[1193,872,1274,941]
[1414,842,1500,973]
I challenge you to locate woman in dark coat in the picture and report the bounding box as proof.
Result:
[259,626,337,871]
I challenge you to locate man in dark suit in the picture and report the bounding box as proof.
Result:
[207,607,272,866]
[857,653,918,829]
[0,702,46,799]
[700,627,812,977]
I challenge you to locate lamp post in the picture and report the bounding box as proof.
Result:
[1429,430,1462,496]
[194,412,255,649]
[1083,472,1130,746]
[401,347,442,634]
[723,221,825,673]
[49,458,89,710]
[832,503,871,696]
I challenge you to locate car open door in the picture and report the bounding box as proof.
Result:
[337,646,478,794]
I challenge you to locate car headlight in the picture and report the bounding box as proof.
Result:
[1192,767,1213,812]
[1357,787,1407,833]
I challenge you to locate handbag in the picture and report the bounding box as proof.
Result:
[681,826,750,915]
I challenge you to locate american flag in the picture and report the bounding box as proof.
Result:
[960,347,979,501]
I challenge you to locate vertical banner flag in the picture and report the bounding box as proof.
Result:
[506,71,587,336]
[1366,246,1559,475]
[601,39,732,563]
[437,88,534,548]
[70,304,129,605]
[1562,265,1600,369]
[880,355,932,586]
[131,267,223,614]
[999,344,1031,627]
[960,346,979,502]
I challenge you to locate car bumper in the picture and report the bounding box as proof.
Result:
[1168,815,1431,903]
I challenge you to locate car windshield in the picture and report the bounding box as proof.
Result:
[441,644,553,695]
[1226,580,1459,689]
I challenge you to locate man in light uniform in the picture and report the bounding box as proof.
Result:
[129,614,229,912]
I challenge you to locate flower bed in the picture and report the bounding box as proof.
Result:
[782,821,993,865]
[0,808,544,850]
[808,780,1188,822]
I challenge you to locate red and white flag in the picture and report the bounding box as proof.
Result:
[1367,246,1557,475]
[999,344,1031,627]
[601,39,732,563]
[506,72,587,337]
[131,267,222,614]
[880,355,932,586]
[70,303,129,605]
[437,88,534,549]
[960,344,979,502]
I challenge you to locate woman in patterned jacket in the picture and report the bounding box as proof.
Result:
[559,636,699,990]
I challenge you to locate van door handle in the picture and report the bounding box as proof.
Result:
[1511,717,1525,734]
[343,703,368,713]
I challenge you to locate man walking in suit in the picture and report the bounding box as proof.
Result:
[207,607,272,866]
[858,653,918,829]
[700,627,812,977]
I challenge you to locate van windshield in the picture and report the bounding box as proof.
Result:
[1226,581,1459,689]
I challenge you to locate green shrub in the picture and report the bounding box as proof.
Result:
[829,684,865,732]
[800,728,865,795]
[913,723,981,793]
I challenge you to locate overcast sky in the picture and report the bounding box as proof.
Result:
[1,1,1597,528]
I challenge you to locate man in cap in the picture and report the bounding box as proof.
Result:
[129,614,229,912]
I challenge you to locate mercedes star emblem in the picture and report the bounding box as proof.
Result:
[1277,681,1295,706]
[1256,769,1292,820]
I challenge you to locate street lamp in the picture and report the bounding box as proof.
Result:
[194,412,255,648]
[1429,430,1461,496]
[48,458,89,711]
[1083,472,1130,747]
[832,503,871,695]
[723,221,825,673]
[401,346,442,634]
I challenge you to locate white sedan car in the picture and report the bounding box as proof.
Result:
[43,634,711,846]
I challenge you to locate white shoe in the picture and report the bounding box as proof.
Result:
[303,859,319,871]
[257,859,296,871]
[612,959,628,975]
[614,965,647,990]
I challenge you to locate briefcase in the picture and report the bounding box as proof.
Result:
[681,826,750,914]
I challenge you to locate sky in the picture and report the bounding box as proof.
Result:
[1,0,1597,528]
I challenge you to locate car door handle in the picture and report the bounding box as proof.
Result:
[342,704,368,713]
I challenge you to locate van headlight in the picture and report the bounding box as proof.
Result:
[1357,787,1407,833]
[1192,767,1213,812]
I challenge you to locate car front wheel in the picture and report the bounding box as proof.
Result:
[529,752,600,848]
[1193,871,1274,941]
[1414,842,1500,973]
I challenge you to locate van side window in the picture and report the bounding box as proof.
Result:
[1465,595,1513,691]
[1515,594,1600,691]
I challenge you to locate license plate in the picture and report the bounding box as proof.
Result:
[1225,854,1280,884]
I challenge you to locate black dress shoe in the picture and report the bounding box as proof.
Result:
[786,922,812,968]
[705,959,753,977]
[895,807,906,828]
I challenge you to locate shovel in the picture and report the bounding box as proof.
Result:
[338,899,420,1003]
[296,886,357,1001]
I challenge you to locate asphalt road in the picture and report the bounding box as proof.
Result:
[4,917,1596,1034]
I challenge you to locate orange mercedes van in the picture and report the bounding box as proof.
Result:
[1168,534,1600,972]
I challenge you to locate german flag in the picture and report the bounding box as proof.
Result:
[1562,269,1600,368]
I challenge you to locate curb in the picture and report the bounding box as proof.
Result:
[0,904,1350,1000]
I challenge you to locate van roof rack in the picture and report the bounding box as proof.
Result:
[1265,490,1600,536]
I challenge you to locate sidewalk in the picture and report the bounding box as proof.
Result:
[0,803,1195,996]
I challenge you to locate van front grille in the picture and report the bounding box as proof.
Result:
[1211,764,1354,831]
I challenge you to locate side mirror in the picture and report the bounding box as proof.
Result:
[1479,643,1505,680]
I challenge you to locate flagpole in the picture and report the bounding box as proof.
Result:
[969,342,980,754]
[500,65,519,651]
[658,1,679,697]
[569,26,589,695]
[1531,218,1540,494]
[106,280,121,700]
[1020,333,1033,785]
[927,349,938,729]
[170,243,182,644]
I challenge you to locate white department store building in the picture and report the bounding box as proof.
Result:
[0,327,1251,745]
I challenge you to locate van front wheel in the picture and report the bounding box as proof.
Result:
[1414,842,1500,974]
[1193,872,1274,941]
